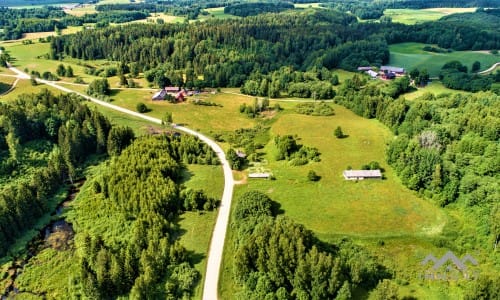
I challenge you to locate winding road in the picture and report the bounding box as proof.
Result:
[4,63,233,300]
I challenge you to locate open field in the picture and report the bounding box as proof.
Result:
[404,81,467,100]
[200,7,238,20]
[294,3,322,9]
[384,8,476,25]
[389,42,500,77]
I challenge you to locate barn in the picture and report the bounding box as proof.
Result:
[343,170,382,180]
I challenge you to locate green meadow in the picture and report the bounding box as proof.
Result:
[384,7,476,25]
[389,42,499,77]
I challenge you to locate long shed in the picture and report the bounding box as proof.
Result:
[343,170,382,180]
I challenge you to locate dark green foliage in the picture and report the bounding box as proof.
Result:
[136,102,148,113]
[232,191,389,298]
[307,170,320,181]
[334,126,344,138]
[0,90,112,256]
[107,126,135,156]
[295,102,335,116]
[87,79,110,96]
[274,135,320,165]
[224,2,294,17]
[234,191,274,221]
[227,148,246,170]
[361,161,382,171]
[78,135,216,298]
[440,61,494,92]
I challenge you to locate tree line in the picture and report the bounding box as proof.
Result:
[224,2,295,17]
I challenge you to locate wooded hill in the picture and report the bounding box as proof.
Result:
[49,9,499,90]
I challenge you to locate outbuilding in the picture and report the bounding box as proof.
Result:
[343,170,382,180]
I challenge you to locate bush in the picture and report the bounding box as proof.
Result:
[307,170,320,181]
[334,126,344,138]
[136,102,148,113]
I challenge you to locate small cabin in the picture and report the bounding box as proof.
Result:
[366,70,378,78]
[343,170,382,180]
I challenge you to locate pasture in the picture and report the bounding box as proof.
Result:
[389,42,499,77]
[383,7,476,25]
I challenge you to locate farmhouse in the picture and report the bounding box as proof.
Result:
[380,66,405,75]
[343,170,382,180]
[152,89,167,100]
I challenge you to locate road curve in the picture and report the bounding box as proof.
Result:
[7,64,233,300]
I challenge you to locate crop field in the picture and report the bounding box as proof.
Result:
[389,42,500,77]
[384,7,476,25]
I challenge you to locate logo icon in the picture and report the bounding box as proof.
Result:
[420,251,479,281]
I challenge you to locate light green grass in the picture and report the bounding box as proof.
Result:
[0,79,62,103]
[201,7,238,20]
[390,42,500,77]
[384,8,476,25]
[404,81,467,100]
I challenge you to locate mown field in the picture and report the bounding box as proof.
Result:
[383,7,476,25]
[389,42,499,77]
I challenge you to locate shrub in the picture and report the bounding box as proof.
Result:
[307,170,320,181]
[136,102,148,113]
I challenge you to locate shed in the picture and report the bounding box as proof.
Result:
[366,70,378,78]
[248,173,271,179]
[357,66,373,71]
[165,86,180,93]
[152,89,167,100]
[343,170,382,180]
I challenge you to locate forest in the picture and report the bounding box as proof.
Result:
[71,135,218,298]
[0,89,118,257]
[223,2,294,17]
[48,8,499,91]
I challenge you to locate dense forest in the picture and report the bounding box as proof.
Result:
[231,191,391,298]
[49,8,499,90]
[0,89,118,256]
[69,135,218,298]
[0,7,149,40]
[224,2,294,17]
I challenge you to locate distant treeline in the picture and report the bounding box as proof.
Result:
[320,0,500,19]
[49,9,499,89]
[0,7,148,40]
[224,2,294,17]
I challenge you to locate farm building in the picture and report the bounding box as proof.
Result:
[357,66,374,71]
[152,89,167,100]
[366,70,378,78]
[380,66,405,75]
[343,170,382,180]
[381,72,396,80]
[175,91,186,101]
[249,173,271,179]
[165,86,180,93]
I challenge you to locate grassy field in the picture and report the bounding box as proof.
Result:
[384,8,476,25]
[200,7,238,20]
[404,81,467,100]
[389,42,500,77]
